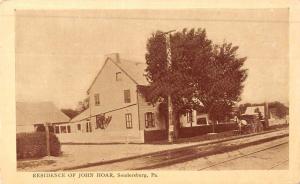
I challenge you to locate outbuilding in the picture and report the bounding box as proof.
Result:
[16,101,70,133]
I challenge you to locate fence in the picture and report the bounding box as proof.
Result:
[178,123,238,138]
[144,129,168,143]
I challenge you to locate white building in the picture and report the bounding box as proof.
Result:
[54,53,210,143]
[16,102,70,133]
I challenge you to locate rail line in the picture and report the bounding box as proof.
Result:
[269,159,289,169]
[197,141,288,170]
[133,134,288,170]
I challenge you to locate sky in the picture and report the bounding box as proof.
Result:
[15,9,289,109]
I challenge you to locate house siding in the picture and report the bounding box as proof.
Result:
[89,59,138,116]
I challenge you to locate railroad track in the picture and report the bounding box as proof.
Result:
[132,134,288,170]
[197,141,288,170]
[269,159,289,169]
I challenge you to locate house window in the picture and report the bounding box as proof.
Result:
[197,118,207,125]
[77,124,81,131]
[94,93,100,106]
[125,113,133,129]
[116,72,122,81]
[85,122,92,132]
[124,90,131,103]
[55,126,60,134]
[145,112,155,128]
[187,111,193,123]
[60,126,67,133]
[48,126,54,133]
[67,125,71,133]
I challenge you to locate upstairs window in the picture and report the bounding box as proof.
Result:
[94,93,100,106]
[116,72,122,81]
[124,89,131,103]
[125,113,133,129]
[145,112,155,128]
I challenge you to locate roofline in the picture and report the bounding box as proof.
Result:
[86,57,140,94]
[87,58,109,94]
[111,59,139,85]
[70,108,90,122]
[16,101,70,122]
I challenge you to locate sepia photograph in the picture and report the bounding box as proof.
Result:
[15,9,289,172]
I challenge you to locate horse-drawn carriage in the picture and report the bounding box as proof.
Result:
[238,114,265,134]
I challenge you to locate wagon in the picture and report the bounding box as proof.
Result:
[240,114,264,134]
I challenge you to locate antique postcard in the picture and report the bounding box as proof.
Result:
[0,1,300,184]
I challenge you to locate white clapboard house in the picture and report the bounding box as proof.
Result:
[54,53,210,143]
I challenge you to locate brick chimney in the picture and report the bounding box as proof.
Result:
[105,53,120,63]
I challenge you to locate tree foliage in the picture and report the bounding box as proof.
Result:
[268,101,289,118]
[144,28,248,123]
[238,101,289,119]
[238,103,252,114]
[61,108,80,119]
[62,98,89,119]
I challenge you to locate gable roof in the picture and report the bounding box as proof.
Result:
[16,102,70,126]
[70,108,90,123]
[87,54,148,94]
[115,59,148,85]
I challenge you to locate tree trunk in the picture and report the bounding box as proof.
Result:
[207,102,218,133]
[212,120,216,133]
[208,110,216,133]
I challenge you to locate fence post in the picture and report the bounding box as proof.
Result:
[45,123,50,156]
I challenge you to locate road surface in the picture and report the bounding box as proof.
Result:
[73,136,288,171]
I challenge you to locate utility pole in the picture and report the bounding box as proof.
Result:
[160,30,176,143]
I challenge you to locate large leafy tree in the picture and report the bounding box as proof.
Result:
[268,101,289,118]
[195,42,248,122]
[144,28,248,137]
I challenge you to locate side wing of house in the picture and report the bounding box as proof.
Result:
[16,102,70,133]
[137,91,166,131]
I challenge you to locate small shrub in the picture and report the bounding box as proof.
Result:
[49,132,61,156]
[17,132,61,160]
